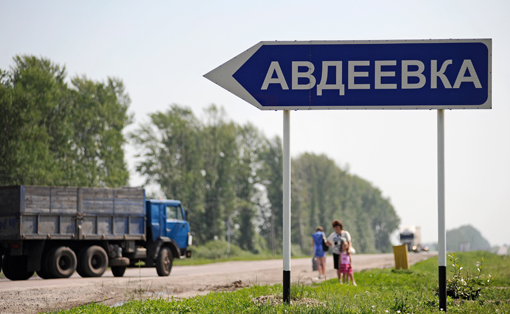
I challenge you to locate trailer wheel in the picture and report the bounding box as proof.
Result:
[111,266,126,277]
[1,255,33,281]
[156,246,173,276]
[48,247,77,278]
[37,250,55,279]
[78,246,108,277]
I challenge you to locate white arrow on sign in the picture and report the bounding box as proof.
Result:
[204,42,263,108]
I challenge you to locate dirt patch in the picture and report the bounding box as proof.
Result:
[207,280,248,292]
[0,282,125,314]
[252,295,325,307]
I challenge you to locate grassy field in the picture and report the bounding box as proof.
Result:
[48,251,510,313]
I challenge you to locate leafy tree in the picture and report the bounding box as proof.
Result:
[257,136,283,254]
[130,104,207,242]
[132,104,258,247]
[233,123,264,252]
[0,56,68,185]
[263,151,400,254]
[0,55,130,187]
[200,105,238,242]
[69,76,132,187]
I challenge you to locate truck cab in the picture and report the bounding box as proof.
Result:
[146,199,192,257]
[143,199,192,276]
[399,225,421,253]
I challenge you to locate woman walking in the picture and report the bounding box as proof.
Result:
[311,226,327,279]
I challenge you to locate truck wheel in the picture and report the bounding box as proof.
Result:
[2,255,33,281]
[78,246,108,277]
[37,250,54,279]
[36,267,53,279]
[48,247,77,278]
[156,247,173,276]
[111,266,126,277]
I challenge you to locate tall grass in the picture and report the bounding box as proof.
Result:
[50,251,510,313]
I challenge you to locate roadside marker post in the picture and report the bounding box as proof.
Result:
[282,109,291,303]
[393,244,409,270]
[438,109,447,310]
[205,39,492,309]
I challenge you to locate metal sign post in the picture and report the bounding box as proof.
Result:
[282,110,291,303]
[437,109,447,310]
[204,39,491,309]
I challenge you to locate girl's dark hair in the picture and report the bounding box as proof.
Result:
[315,226,324,232]
[332,220,343,229]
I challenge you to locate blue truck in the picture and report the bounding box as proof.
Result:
[0,186,192,280]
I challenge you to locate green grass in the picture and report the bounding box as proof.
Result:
[48,251,510,313]
[174,254,307,266]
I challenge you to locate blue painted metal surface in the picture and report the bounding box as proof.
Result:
[146,199,190,249]
[205,39,492,110]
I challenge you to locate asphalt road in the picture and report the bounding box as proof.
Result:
[0,252,437,314]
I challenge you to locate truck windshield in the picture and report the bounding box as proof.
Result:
[166,205,183,220]
[400,234,414,241]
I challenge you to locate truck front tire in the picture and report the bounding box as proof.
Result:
[156,246,173,276]
[77,246,108,277]
[48,246,77,278]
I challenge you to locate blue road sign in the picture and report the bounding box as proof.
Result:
[204,39,491,110]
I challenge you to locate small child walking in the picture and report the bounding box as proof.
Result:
[339,241,357,285]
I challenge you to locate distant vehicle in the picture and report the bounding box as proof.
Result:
[0,185,192,281]
[399,226,422,253]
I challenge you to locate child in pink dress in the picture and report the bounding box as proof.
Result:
[339,241,357,285]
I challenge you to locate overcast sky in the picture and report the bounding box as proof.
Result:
[1,0,509,247]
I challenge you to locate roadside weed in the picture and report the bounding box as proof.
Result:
[444,253,492,300]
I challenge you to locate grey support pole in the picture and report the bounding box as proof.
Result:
[283,110,291,304]
[437,109,447,311]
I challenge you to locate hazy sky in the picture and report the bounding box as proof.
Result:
[1,1,509,246]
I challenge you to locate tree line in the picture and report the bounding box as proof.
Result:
[0,56,131,187]
[446,225,491,252]
[0,55,400,254]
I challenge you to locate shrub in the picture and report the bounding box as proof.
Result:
[190,240,252,259]
[444,253,493,300]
